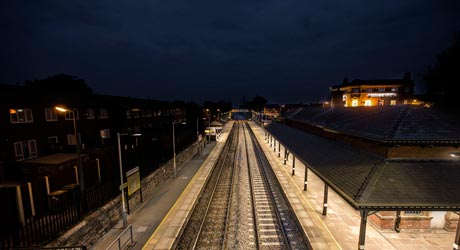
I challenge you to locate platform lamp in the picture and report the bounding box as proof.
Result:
[173,120,187,178]
[117,132,142,228]
[55,106,84,192]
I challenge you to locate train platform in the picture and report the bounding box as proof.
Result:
[248,121,456,250]
[91,122,234,250]
[138,121,233,250]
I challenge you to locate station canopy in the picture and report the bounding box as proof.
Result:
[266,117,460,211]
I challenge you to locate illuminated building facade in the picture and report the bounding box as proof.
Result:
[330,73,415,108]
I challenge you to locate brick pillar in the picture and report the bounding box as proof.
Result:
[446,212,459,232]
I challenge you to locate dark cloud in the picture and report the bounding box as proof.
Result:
[1,0,459,104]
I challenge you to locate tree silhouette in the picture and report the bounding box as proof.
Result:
[424,32,460,108]
[247,95,267,112]
[24,74,93,94]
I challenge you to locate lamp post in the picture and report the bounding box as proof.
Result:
[173,121,186,178]
[117,132,142,228]
[117,132,128,228]
[196,117,200,154]
[55,106,84,192]
[207,109,211,143]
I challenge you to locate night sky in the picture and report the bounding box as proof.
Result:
[1,1,459,105]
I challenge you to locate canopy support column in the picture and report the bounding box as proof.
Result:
[304,167,308,191]
[284,148,288,165]
[292,155,296,175]
[322,184,328,215]
[358,210,369,250]
[454,217,460,250]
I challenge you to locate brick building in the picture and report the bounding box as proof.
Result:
[0,83,192,238]
[330,72,416,108]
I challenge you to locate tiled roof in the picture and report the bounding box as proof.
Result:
[291,106,460,142]
[266,122,460,210]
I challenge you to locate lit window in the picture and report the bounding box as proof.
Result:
[100,129,110,139]
[378,88,385,92]
[378,100,384,106]
[126,110,131,119]
[351,99,359,107]
[390,100,397,106]
[342,95,347,101]
[10,108,34,123]
[45,108,58,121]
[364,100,372,106]
[391,88,398,92]
[67,134,77,145]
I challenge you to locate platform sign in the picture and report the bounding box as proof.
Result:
[126,166,140,196]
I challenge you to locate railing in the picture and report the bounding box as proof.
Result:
[105,225,134,250]
[10,246,87,250]
[0,182,117,249]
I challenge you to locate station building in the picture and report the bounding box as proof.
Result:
[330,73,417,108]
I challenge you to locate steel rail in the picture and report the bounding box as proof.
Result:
[191,124,237,250]
[246,121,292,250]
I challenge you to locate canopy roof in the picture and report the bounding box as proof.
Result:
[267,122,460,211]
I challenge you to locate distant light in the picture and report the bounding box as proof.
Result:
[131,133,142,137]
[449,152,460,158]
[368,93,397,98]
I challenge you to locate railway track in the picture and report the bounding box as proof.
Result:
[176,122,239,250]
[177,121,310,250]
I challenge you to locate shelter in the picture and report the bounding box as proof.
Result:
[265,106,460,249]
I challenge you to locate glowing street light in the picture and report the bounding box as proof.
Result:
[173,121,186,178]
[55,106,84,192]
[117,132,142,228]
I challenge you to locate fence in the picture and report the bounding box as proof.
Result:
[104,225,134,250]
[0,181,117,249]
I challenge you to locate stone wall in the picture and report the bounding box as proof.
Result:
[47,140,205,248]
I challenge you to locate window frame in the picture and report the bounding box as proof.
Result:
[99,108,109,118]
[87,108,95,119]
[14,140,37,161]
[10,108,34,123]
[45,108,58,121]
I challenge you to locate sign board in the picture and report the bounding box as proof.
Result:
[119,182,128,190]
[126,166,141,196]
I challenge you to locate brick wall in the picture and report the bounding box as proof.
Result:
[47,140,205,248]
[369,211,445,231]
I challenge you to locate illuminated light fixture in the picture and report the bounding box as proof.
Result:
[9,109,17,114]
[55,106,69,112]
[449,152,460,158]
[367,93,397,98]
